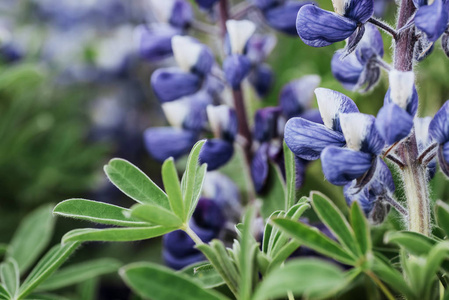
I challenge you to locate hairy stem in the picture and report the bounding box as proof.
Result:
[184,226,204,245]
[394,0,416,72]
[368,18,398,39]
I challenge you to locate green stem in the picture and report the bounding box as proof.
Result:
[184,226,204,245]
[365,271,396,300]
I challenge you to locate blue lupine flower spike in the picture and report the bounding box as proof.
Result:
[429,101,449,177]
[296,0,374,53]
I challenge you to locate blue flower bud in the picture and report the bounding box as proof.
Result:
[429,101,449,144]
[246,34,277,64]
[251,143,269,192]
[207,105,238,141]
[144,127,198,162]
[321,146,373,185]
[279,75,321,119]
[254,107,282,142]
[248,64,274,97]
[198,139,234,170]
[375,103,414,145]
[223,54,252,89]
[172,36,214,76]
[195,0,220,9]
[151,67,202,102]
[253,0,284,11]
[284,117,346,160]
[135,25,179,62]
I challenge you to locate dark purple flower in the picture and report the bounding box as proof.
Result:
[263,1,313,35]
[195,0,220,9]
[429,101,449,177]
[151,68,203,103]
[414,0,448,42]
[199,139,234,170]
[279,75,321,119]
[296,0,374,49]
[135,24,179,62]
[248,64,274,98]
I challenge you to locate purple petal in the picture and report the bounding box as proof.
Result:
[355,23,384,63]
[284,117,346,160]
[135,25,179,62]
[345,0,374,23]
[279,75,321,119]
[299,109,323,124]
[194,0,220,9]
[295,157,307,189]
[442,32,449,57]
[169,0,193,29]
[413,0,427,7]
[223,54,252,89]
[246,34,277,63]
[251,143,270,192]
[253,0,285,11]
[429,101,449,144]
[375,103,414,145]
[321,146,373,185]
[369,158,395,196]
[207,105,238,141]
[415,0,448,42]
[296,5,358,47]
[163,249,204,270]
[192,198,226,232]
[254,107,282,142]
[151,67,202,102]
[315,88,359,132]
[248,63,274,97]
[144,127,198,162]
[344,183,373,215]
[331,50,364,91]
[264,1,312,36]
[438,143,449,177]
[198,139,234,170]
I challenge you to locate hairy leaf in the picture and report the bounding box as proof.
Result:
[284,141,297,210]
[130,204,183,227]
[162,157,185,219]
[0,258,19,298]
[350,202,371,256]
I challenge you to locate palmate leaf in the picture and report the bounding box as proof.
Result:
[238,207,257,300]
[371,256,414,299]
[311,192,359,257]
[252,259,347,300]
[19,242,80,299]
[162,157,185,220]
[120,262,229,300]
[8,204,54,274]
[384,231,435,255]
[272,218,356,265]
[180,262,225,289]
[350,202,371,256]
[36,258,121,291]
[104,158,170,209]
[62,226,175,244]
[53,199,148,227]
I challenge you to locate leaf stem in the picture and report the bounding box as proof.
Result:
[418,142,438,164]
[184,226,204,245]
[365,270,396,300]
[382,195,408,216]
[368,18,398,40]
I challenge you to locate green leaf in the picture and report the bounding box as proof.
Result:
[182,140,206,218]
[8,204,54,274]
[272,218,355,265]
[0,244,7,257]
[0,285,10,299]
[19,242,80,299]
[78,278,98,300]
[283,141,297,210]
[350,202,371,256]
[435,200,449,237]
[423,242,449,285]
[130,204,183,227]
[0,258,19,298]
[36,258,120,291]
[238,207,257,300]
[120,263,228,300]
[267,240,301,273]
[62,226,175,243]
[253,259,347,300]
[260,164,286,219]
[53,199,148,227]
[311,191,359,256]
[180,263,225,289]
[385,231,435,255]
[162,157,184,219]
[186,164,207,220]
[371,256,414,299]
[262,211,282,254]
[104,158,169,209]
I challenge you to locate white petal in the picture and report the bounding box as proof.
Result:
[414,117,432,146]
[315,88,342,129]
[339,113,371,151]
[149,0,176,23]
[207,105,231,137]
[226,20,256,54]
[171,35,203,72]
[162,99,190,128]
[332,0,350,15]
[389,69,415,110]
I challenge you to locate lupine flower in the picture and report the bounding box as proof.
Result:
[246,34,277,97]
[331,23,384,92]
[375,70,418,145]
[285,88,358,161]
[135,24,180,62]
[0,26,22,63]
[415,117,437,179]
[414,0,448,43]
[149,0,193,29]
[344,157,394,224]
[163,198,226,270]
[144,91,212,162]
[199,105,238,170]
[223,20,256,89]
[429,101,449,177]
[321,112,385,185]
[252,76,321,192]
[254,0,313,36]
[151,36,214,102]
[296,0,374,52]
